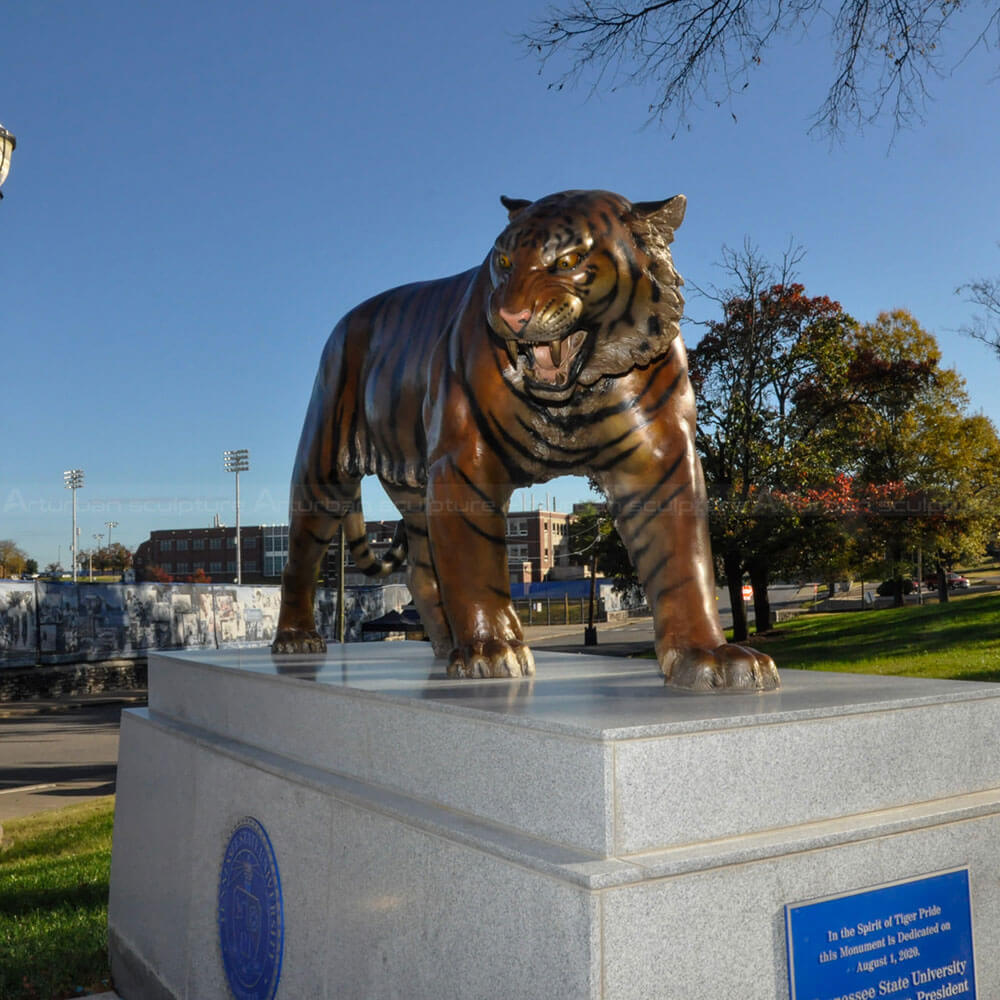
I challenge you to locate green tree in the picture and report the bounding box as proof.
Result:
[0,540,29,579]
[524,1,1000,137]
[802,309,1000,603]
[772,475,873,596]
[100,543,132,575]
[902,410,1000,598]
[568,502,641,598]
[688,243,857,638]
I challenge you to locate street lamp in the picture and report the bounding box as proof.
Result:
[105,520,118,572]
[0,123,15,199]
[63,469,84,583]
[223,449,249,585]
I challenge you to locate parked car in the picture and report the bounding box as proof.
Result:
[924,572,971,590]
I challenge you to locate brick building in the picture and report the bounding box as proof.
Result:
[135,510,572,586]
[134,525,265,583]
[506,508,573,585]
[134,520,405,586]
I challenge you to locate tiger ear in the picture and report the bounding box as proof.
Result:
[500,195,533,221]
[632,194,687,238]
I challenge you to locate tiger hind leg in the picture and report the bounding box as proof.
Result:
[385,485,453,658]
[272,480,360,654]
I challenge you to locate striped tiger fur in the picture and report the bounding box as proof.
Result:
[272,189,778,691]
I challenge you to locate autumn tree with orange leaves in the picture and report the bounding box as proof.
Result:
[687,242,857,638]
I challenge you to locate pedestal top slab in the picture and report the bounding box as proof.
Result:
[153,644,1000,740]
[148,645,1000,856]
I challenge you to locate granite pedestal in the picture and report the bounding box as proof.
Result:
[108,646,1000,998]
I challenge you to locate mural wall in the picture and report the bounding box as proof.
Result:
[0,584,36,667]
[0,579,411,667]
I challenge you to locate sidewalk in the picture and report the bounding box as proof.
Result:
[0,689,147,719]
[523,617,655,656]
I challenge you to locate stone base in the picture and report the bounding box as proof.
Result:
[108,647,1000,998]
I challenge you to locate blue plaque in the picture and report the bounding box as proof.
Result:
[218,817,284,1000]
[786,869,976,1000]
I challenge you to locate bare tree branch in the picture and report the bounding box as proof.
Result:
[522,0,991,136]
[957,254,1000,360]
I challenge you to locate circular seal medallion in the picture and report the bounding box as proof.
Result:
[217,817,284,1000]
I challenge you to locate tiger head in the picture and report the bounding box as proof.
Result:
[486,189,686,405]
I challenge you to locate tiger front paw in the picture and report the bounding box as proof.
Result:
[660,643,779,692]
[271,628,327,655]
[448,639,536,679]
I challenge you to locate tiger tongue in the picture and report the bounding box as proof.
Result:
[530,342,567,383]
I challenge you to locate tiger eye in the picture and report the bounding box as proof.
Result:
[558,252,582,270]
[497,253,512,270]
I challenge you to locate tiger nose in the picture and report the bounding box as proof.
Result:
[499,307,532,334]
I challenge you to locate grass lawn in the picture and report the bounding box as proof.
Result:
[0,798,115,1000]
[752,591,1000,681]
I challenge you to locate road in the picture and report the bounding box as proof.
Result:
[714,582,810,630]
[527,583,810,649]
[0,704,122,822]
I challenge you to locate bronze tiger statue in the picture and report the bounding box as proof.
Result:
[272,189,779,691]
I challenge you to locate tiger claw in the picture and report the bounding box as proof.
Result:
[660,643,779,692]
[448,639,535,679]
[271,628,327,655]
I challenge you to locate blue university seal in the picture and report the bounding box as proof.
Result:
[217,817,284,1000]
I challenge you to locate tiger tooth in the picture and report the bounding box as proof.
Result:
[550,339,562,365]
[504,339,518,366]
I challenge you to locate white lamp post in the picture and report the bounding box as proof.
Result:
[0,123,16,199]
[105,520,118,572]
[63,469,84,583]
[223,449,249,584]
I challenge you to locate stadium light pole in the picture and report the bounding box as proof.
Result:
[223,449,250,585]
[0,123,15,200]
[63,469,84,583]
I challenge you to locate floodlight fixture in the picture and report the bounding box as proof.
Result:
[63,469,85,583]
[223,449,250,584]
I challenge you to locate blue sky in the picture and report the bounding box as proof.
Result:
[3,0,999,570]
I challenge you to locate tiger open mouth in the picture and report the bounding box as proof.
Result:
[504,329,592,392]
